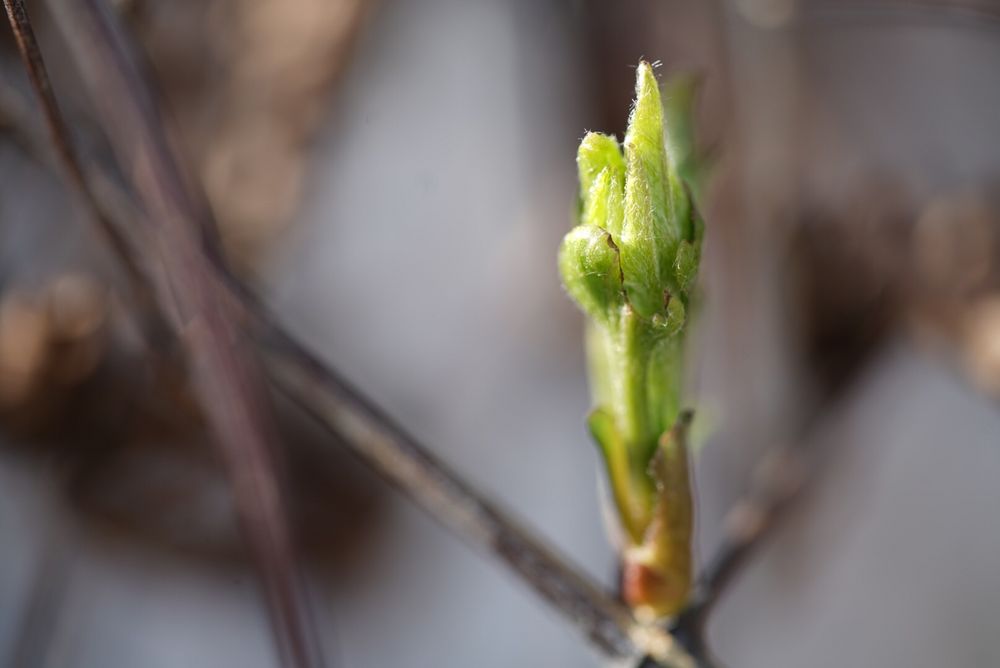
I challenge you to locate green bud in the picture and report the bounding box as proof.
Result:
[558,60,707,621]
[577,133,625,218]
[651,294,685,339]
[581,165,625,241]
[558,225,624,327]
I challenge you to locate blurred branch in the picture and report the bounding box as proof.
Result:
[671,444,808,659]
[6,1,324,667]
[0,1,699,665]
[0,0,171,349]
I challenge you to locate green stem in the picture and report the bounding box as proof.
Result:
[614,306,656,536]
[619,308,651,449]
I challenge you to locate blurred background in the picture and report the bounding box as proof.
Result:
[1,0,1000,666]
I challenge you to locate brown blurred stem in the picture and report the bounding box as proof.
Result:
[671,445,808,656]
[6,1,325,666]
[0,0,171,349]
[0,0,698,665]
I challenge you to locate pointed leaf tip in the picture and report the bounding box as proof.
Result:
[620,61,676,319]
[629,62,664,148]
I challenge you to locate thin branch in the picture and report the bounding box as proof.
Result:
[0,0,171,348]
[1,3,702,665]
[15,2,325,667]
[672,444,807,646]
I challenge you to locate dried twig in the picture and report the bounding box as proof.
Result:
[7,1,325,666]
